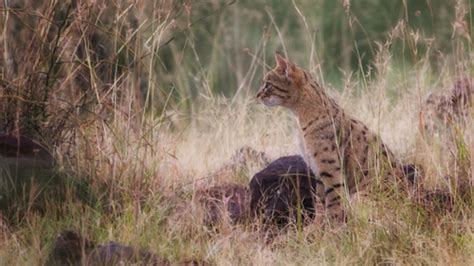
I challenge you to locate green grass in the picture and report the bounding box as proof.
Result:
[1,0,473,265]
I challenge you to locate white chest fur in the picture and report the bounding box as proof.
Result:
[296,121,320,176]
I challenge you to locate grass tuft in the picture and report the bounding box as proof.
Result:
[0,0,473,264]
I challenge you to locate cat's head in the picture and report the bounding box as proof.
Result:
[256,53,308,109]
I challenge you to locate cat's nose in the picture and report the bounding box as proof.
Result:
[256,90,264,100]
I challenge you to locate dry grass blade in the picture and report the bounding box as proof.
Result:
[0,0,472,265]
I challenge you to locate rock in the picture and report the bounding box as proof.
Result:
[0,134,96,224]
[401,164,420,185]
[0,134,59,222]
[87,242,162,265]
[229,146,271,168]
[420,77,473,134]
[249,155,318,227]
[48,230,165,266]
[400,163,425,191]
[196,183,249,226]
[48,230,95,265]
[0,133,52,161]
[419,188,455,213]
[205,146,271,183]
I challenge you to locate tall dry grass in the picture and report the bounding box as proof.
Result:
[0,0,473,265]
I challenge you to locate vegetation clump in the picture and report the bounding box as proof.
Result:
[0,0,472,264]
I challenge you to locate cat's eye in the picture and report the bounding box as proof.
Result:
[263,82,271,92]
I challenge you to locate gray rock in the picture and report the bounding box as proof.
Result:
[249,155,318,227]
[0,134,96,224]
[0,134,59,222]
[48,230,95,265]
[48,230,165,266]
[0,133,52,161]
[196,183,249,226]
[87,242,162,266]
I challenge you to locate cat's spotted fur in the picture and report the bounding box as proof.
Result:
[257,53,413,220]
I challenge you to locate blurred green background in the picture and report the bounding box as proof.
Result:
[158,0,472,102]
[1,0,472,134]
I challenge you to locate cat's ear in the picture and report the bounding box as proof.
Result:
[275,52,287,69]
[275,52,291,77]
[275,52,300,80]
